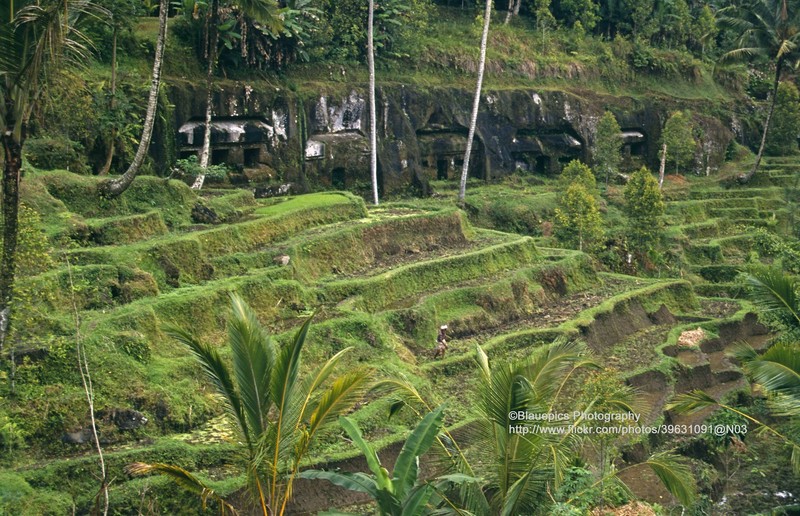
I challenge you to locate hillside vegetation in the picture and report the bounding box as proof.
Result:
[3,0,800,514]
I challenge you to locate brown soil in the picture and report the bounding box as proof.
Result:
[591,501,658,515]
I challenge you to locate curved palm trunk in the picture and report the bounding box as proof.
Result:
[193,0,220,191]
[458,0,493,203]
[368,0,379,205]
[741,59,783,183]
[101,0,168,198]
[658,142,667,189]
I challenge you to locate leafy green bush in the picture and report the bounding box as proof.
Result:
[24,137,89,174]
[173,155,230,184]
[313,0,433,60]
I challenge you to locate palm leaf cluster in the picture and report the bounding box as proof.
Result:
[470,340,696,512]
[130,294,369,515]
[742,267,800,337]
[1,0,101,142]
[719,0,800,66]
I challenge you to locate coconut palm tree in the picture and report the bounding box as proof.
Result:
[1,0,100,351]
[100,0,169,197]
[718,0,800,183]
[471,340,696,512]
[458,0,493,204]
[128,294,369,514]
[383,340,696,513]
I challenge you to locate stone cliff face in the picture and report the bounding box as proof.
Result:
[165,80,738,194]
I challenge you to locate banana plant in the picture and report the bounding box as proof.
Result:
[299,405,478,515]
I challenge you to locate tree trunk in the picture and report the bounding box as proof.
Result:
[0,127,23,355]
[368,0,379,206]
[99,26,118,176]
[101,0,168,198]
[504,0,513,24]
[658,142,667,190]
[193,0,220,191]
[458,0,493,203]
[740,59,783,184]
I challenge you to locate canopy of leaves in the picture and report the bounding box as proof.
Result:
[593,111,622,185]
[559,159,598,194]
[661,111,695,174]
[623,166,665,251]
[554,182,603,252]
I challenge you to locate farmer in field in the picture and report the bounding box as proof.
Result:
[433,325,448,359]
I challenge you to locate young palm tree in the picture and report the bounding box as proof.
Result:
[128,294,369,514]
[1,0,99,351]
[458,0,493,203]
[100,0,169,197]
[718,0,800,183]
[472,340,696,512]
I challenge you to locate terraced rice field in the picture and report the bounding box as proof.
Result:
[9,161,800,513]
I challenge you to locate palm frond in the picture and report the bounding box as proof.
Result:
[267,314,313,491]
[164,324,250,447]
[126,462,238,514]
[744,268,800,329]
[743,342,800,399]
[644,452,697,506]
[304,370,370,439]
[227,293,275,439]
[666,390,720,414]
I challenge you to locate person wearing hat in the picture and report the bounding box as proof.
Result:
[433,325,448,359]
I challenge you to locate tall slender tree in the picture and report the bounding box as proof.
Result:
[1,0,98,351]
[458,0,493,203]
[368,0,379,205]
[100,0,169,198]
[719,0,800,183]
[593,111,622,189]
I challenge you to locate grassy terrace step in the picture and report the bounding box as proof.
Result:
[319,235,540,312]
[684,233,760,265]
[687,187,781,200]
[287,252,599,366]
[75,211,168,245]
[707,207,761,218]
[208,207,472,279]
[667,219,726,240]
[67,192,367,289]
[422,279,697,374]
